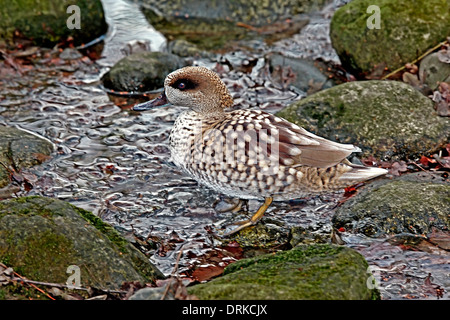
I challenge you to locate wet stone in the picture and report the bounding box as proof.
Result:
[332,172,450,237]
[268,53,335,93]
[101,51,186,93]
[188,244,378,300]
[0,125,54,189]
[221,219,291,251]
[0,196,164,293]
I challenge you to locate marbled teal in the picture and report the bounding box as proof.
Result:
[133,66,387,235]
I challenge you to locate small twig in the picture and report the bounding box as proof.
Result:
[11,273,56,300]
[160,248,183,300]
[10,277,128,294]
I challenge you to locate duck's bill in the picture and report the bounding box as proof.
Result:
[133,92,170,111]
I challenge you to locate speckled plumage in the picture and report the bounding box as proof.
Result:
[134,66,388,234]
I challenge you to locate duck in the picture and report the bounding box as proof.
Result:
[133,66,387,235]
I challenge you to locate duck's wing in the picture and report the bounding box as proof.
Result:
[206,109,359,168]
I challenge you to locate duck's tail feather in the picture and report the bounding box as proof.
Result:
[339,164,388,182]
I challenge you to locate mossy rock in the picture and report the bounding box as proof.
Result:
[0,196,164,296]
[188,244,378,300]
[330,0,450,77]
[333,172,450,237]
[276,80,449,161]
[0,0,107,47]
[140,0,329,50]
[102,51,186,93]
[0,125,54,188]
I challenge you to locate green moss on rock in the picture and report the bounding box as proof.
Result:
[276,80,449,161]
[330,0,450,76]
[333,173,450,237]
[0,196,164,292]
[0,0,107,47]
[0,126,54,188]
[188,244,378,300]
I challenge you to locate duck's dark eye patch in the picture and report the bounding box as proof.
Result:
[172,79,197,91]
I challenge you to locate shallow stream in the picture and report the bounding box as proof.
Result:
[0,0,447,299]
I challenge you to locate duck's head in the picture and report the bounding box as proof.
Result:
[133,66,233,116]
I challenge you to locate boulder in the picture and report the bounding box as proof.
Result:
[188,244,378,299]
[276,80,449,161]
[0,125,54,188]
[0,0,107,47]
[0,196,164,295]
[102,51,186,93]
[332,172,450,237]
[330,0,450,77]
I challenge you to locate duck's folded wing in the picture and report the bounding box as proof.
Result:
[272,117,359,167]
[206,110,360,169]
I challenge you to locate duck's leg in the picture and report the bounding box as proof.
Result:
[223,197,273,236]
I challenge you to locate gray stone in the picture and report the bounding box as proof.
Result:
[0,125,54,188]
[102,51,186,93]
[419,52,450,90]
[332,172,450,237]
[268,53,335,93]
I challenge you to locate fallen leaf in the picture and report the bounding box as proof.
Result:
[389,161,408,176]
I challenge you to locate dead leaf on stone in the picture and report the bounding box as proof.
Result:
[431,82,450,117]
[389,161,408,176]
[32,152,52,162]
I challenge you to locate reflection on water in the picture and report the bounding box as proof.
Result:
[0,0,447,299]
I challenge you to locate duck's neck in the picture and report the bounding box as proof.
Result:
[196,108,227,121]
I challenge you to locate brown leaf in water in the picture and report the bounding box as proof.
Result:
[32,152,51,163]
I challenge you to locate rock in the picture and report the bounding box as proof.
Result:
[59,48,83,60]
[168,39,212,59]
[332,172,450,237]
[128,287,174,300]
[0,0,107,47]
[188,244,378,299]
[0,125,54,188]
[330,0,450,77]
[0,196,164,295]
[276,80,449,161]
[140,0,329,50]
[101,51,186,93]
[268,53,335,93]
[222,219,291,251]
[419,52,450,91]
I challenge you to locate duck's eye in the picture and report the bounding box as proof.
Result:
[172,79,197,91]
